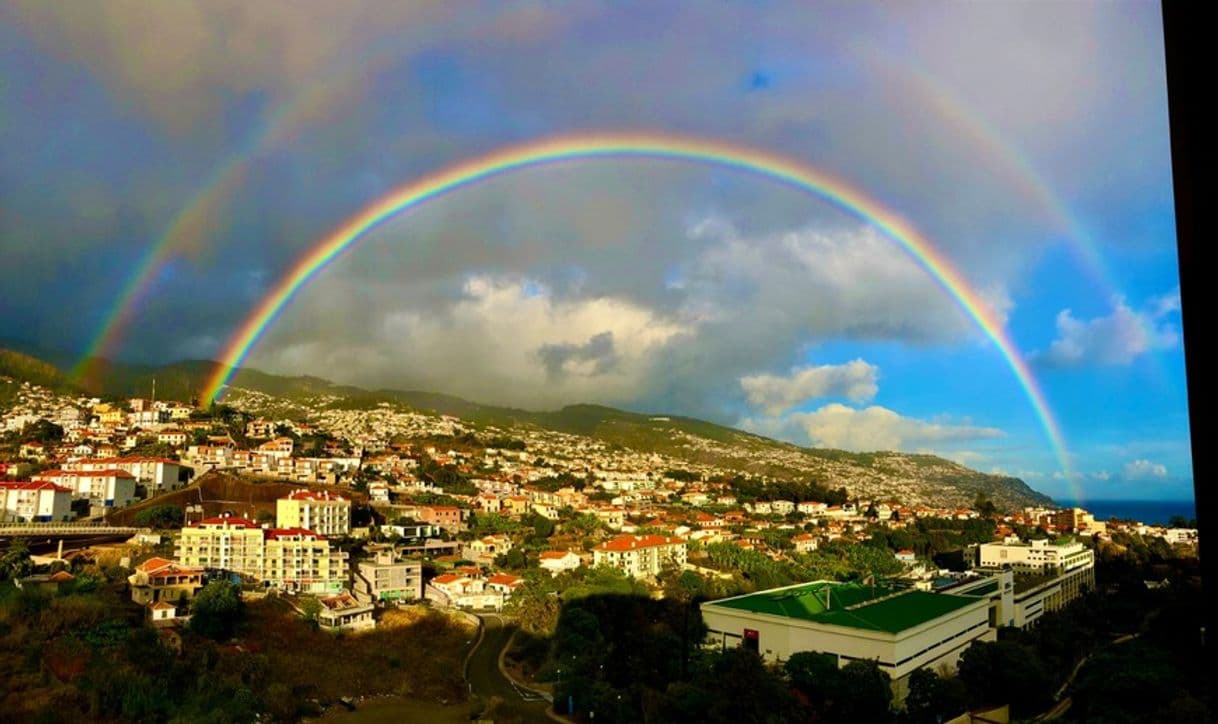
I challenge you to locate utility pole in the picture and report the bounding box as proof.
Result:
[151,377,156,405]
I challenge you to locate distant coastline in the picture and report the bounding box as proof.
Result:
[1053,498,1197,526]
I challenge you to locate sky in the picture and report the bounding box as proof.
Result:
[0,1,1192,502]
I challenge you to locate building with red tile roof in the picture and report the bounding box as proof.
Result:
[593,534,687,578]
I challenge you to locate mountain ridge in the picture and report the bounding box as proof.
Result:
[0,347,1053,509]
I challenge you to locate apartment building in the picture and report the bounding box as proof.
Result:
[353,550,423,604]
[276,490,351,537]
[33,469,136,510]
[263,528,348,594]
[174,516,347,594]
[593,533,687,578]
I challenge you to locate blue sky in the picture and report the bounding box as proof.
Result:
[0,2,1192,501]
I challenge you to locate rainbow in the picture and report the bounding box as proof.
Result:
[68,49,387,388]
[199,133,1073,479]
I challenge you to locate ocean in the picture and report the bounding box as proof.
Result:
[1053,499,1197,526]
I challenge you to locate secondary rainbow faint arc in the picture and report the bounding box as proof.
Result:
[200,133,1073,478]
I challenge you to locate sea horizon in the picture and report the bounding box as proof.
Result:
[1052,498,1197,527]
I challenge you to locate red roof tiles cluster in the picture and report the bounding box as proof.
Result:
[595,534,683,552]
[0,481,72,493]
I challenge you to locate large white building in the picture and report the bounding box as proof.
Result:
[976,536,1093,575]
[34,469,136,511]
[64,456,183,493]
[701,581,995,703]
[0,481,72,522]
[276,489,351,537]
[592,534,687,578]
[962,536,1096,628]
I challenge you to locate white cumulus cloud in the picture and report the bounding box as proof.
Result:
[740,402,1003,452]
[1122,459,1167,480]
[740,359,878,416]
[1035,294,1180,368]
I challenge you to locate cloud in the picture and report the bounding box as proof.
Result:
[538,331,618,380]
[740,403,1003,452]
[1122,459,1167,480]
[741,359,878,415]
[1034,294,1180,368]
[251,274,689,410]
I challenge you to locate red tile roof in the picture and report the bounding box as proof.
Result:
[265,527,318,539]
[595,534,683,552]
[136,557,176,573]
[539,550,573,560]
[0,481,72,492]
[488,573,522,587]
[431,573,466,585]
[195,516,259,528]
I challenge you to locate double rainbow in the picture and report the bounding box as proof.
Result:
[198,133,1071,478]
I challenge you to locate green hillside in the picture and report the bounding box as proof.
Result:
[0,347,1053,508]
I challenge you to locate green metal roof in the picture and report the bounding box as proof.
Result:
[706,582,980,634]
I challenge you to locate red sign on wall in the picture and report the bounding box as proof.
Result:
[744,628,759,640]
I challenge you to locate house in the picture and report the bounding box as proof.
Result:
[19,441,47,461]
[798,501,827,516]
[157,429,188,447]
[367,481,390,503]
[16,570,76,593]
[895,549,917,564]
[128,557,204,605]
[487,572,523,596]
[791,533,819,553]
[0,481,73,522]
[147,600,178,627]
[539,550,582,576]
[418,505,465,532]
[245,419,276,439]
[316,593,375,632]
[502,495,530,517]
[771,500,795,515]
[258,437,295,460]
[463,534,512,564]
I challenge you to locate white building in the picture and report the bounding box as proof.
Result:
[34,469,136,510]
[701,581,995,703]
[976,536,1093,576]
[593,534,687,578]
[0,481,72,522]
[538,550,582,576]
[64,456,183,493]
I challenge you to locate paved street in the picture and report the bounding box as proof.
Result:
[466,614,554,723]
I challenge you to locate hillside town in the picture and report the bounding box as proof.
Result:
[0,374,1203,721]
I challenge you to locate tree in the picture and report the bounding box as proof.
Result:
[972,492,997,519]
[21,418,64,444]
[835,659,893,722]
[299,597,322,630]
[134,504,184,529]
[0,537,33,580]
[957,640,1052,717]
[190,580,245,640]
[904,667,967,724]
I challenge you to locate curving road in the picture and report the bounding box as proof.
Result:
[466,613,554,723]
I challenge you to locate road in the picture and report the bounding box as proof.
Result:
[466,613,554,723]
